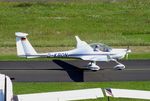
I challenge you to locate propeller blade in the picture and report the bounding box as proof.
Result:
[126,53,128,59]
[125,46,131,60]
[127,46,129,51]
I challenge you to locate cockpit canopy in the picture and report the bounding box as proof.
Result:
[90,43,112,52]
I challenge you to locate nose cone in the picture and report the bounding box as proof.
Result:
[125,49,131,59]
[111,48,131,59]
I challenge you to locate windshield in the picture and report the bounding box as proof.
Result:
[90,43,112,52]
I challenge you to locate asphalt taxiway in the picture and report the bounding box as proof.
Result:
[0,60,150,82]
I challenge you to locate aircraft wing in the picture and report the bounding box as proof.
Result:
[80,55,108,61]
[15,88,104,101]
[105,88,150,100]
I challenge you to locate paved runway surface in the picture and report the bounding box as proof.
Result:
[0,60,150,82]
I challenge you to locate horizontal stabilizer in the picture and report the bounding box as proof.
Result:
[15,32,28,38]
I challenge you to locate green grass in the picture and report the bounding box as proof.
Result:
[13,81,150,101]
[1,1,149,101]
[0,1,150,47]
[129,53,150,60]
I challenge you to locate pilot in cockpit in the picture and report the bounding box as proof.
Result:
[94,45,99,51]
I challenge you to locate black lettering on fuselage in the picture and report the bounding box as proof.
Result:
[48,53,69,58]
[53,53,69,57]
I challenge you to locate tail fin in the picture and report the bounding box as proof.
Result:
[0,74,13,101]
[15,32,37,57]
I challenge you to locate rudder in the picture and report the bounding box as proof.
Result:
[15,32,37,57]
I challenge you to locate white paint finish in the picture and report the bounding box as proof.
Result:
[6,76,13,101]
[105,88,150,100]
[15,32,37,57]
[17,88,103,101]
[15,32,28,38]
[0,74,5,101]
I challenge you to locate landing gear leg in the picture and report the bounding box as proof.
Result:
[111,59,125,70]
[87,61,100,71]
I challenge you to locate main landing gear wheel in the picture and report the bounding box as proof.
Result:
[111,59,125,70]
[114,64,125,70]
[87,61,100,71]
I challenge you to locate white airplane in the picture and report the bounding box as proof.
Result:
[15,32,131,71]
[0,73,103,101]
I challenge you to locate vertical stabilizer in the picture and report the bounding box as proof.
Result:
[15,32,37,57]
[0,74,13,101]
[0,74,5,101]
[5,76,13,101]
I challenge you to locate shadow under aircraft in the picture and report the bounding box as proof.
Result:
[53,60,84,82]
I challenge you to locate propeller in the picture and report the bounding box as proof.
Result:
[126,53,129,59]
[125,46,131,59]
